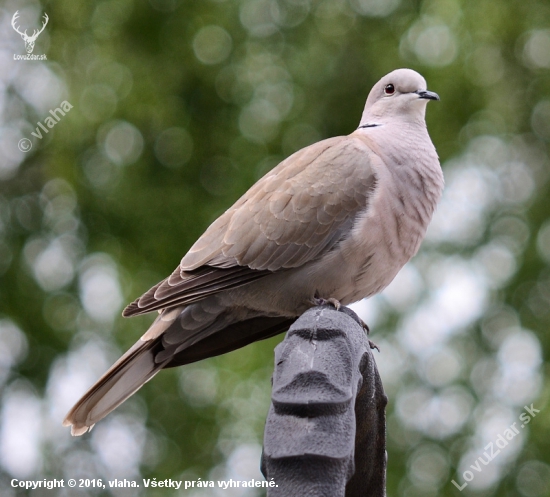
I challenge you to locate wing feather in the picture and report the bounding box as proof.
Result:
[123,135,377,317]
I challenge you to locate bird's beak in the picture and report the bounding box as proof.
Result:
[415,89,440,101]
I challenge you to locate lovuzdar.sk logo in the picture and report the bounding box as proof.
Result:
[12,10,48,61]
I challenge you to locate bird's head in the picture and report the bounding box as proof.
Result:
[359,68,439,127]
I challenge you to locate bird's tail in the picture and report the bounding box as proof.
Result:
[62,337,165,436]
[63,308,183,436]
[63,307,296,436]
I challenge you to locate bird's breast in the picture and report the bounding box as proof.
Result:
[336,129,443,303]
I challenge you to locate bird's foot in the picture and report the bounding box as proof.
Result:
[312,297,370,328]
[312,296,341,310]
[311,295,373,338]
[369,339,380,352]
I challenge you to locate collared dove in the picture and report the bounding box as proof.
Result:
[64,68,443,436]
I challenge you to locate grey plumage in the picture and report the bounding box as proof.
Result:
[63,68,444,436]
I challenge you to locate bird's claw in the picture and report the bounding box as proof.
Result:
[312,296,341,310]
[369,339,380,352]
[359,318,370,334]
[312,296,374,343]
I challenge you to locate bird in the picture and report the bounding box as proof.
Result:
[63,68,443,436]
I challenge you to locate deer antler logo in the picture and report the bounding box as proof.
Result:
[11,11,49,54]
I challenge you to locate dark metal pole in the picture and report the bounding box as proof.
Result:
[261,305,387,497]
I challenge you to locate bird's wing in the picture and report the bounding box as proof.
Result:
[123,135,378,317]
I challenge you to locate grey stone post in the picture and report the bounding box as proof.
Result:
[261,305,387,497]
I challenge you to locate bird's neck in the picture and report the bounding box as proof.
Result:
[355,121,443,221]
[359,106,427,128]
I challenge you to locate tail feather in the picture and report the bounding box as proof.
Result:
[63,338,165,436]
[63,310,296,436]
[164,315,296,368]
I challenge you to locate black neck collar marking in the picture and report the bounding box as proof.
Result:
[358,123,382,129]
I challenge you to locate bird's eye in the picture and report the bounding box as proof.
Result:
[384,84,395,95]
